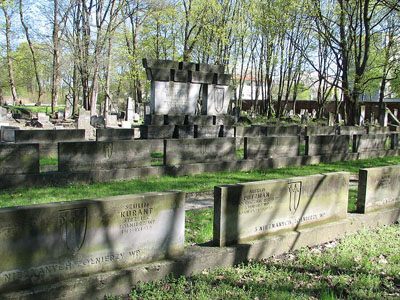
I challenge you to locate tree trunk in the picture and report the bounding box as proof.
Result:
[19,0,43,104]
[104,37,112,119]
[2,4,18,105]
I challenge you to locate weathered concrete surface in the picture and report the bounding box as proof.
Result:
[3,207,399,300]
[2,149,400,190]
[214,172,349,246]
[244,136,300,159]
[96,129,138,142]
[305,126,337,136]
[140,125,175,139]
[338,126,367,136]
[58,140,151,172]
[0,144,39,175]
[305,135,350,156]
[353,134,390,152]
[186,115,214,125]
[194,125,222,138]
[164,138,236,165]
[0,191,185,294]
[357,165,400,213]
[201,85,231,115]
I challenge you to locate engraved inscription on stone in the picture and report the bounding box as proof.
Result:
[119,202,155,234]
[214,87,224,113]
[288,181,302,214]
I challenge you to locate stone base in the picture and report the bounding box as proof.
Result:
[3,207,399,300]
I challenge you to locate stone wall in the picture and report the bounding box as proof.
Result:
[353,134,390,152]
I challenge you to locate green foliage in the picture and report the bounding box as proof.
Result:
[185,208,213,246]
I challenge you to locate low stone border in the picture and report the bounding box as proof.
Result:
[3,207,399,300]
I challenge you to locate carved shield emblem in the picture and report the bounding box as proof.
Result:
[59,208,87,256]
[214,88,224,113]
[288,182,302,214]
[104,143,113,159]
[200,140,208,155]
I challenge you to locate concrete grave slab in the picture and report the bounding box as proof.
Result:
[140,125,175,139]
[58,140,151,172]
[305,126,337,136]
[306,135,350,156]
[186,115,214,125]
[214,172,349,246]
[194,125,222,138]
[0,144,39,175]
[357,165,400,213]
[96,128,137,142]
[164,138,236,165]
[353,134,390,152]
[245,136,300,159]
[0,191,185,293]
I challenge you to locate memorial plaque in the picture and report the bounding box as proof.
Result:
[214,172,349,246]
[151,82,200,115]
[164,138,236,165]
[0,191,185,292]
[58,140,151,172]
[202,84,231,115]
[357,165,400,213]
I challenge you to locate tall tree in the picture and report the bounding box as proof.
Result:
[1,0,18,105]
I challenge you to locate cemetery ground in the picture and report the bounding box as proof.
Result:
[106,223,400,300]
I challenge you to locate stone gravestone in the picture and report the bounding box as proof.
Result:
[357,165,400,213]
[311,109,317,119]
[105,114,118,127]
[214,172,349,246]
[201,74,232,115]
[65,98,73,119]
[78,110,94,140]
[37,112,52,127]
[0,191,185,293]
[359,106,366,126]
[328,113,335,126]
[126,97,135,122]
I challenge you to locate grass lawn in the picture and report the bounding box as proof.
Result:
[1,156,400,208]
[106,223,400,300]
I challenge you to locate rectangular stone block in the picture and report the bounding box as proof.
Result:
[140,125,175,139]
[0,144,39,175]
[353,134,390,152]
[265,126,300,136]
[194,125,222,138]
[305,126,337,136]
[198,63,224,73]
[306,135,350,156]
[366,126,390,134]
[245,136,300,159]
[391,133,400,149]
[214,115,235,126]
[217,74,231,86]
[96,129,137,142]
[142,58,179,70]
[164,138,236,165]
[144,114,165,126]
[179,61,197,71]
[1,126,18,142]
[201,85,231,115]
[190,71,215,84]
[214,172,349,246]
[13,129,85,144]
[174,125,195,139]
[186,115,214,125]
[243,126,267,137]
[220,125,235,138]
[0,191,185,292]
[58,140,151,172]
[165,115,186,125]
[172,70,188,82]
[338,126,367,136]
[150,81,200,115]
[357,165,400,213]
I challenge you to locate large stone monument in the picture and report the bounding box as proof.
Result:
[143,58,232,116]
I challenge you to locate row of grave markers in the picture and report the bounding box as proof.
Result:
[0,165,398,294]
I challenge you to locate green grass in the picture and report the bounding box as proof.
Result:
[1,156,399,208]
[9,105,65,114]
[108,223,400,300]
[39,157,58,166]
[185,208,213,246]
[151,152,163,159]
